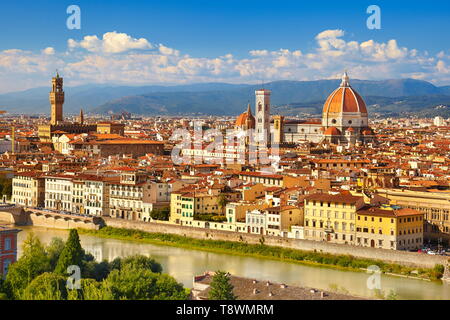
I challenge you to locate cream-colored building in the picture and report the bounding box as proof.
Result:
[44,174,75,212]
[12,172,45,207]
[109,171,149,221]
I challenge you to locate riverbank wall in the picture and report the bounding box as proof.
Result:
[0,207,101,230]
[103,217,448,269]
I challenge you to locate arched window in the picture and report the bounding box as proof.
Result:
[258,103,262,112]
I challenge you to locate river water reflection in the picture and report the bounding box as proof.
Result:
[16,226,450,300]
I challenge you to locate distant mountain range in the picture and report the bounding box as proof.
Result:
[1,79,450,117]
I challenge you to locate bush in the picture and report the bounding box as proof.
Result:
[150,207,170,221]
[22,273,68,300]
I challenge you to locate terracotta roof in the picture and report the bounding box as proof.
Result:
[322,76,367,114]
[323,127,341,136]
[305,193,362,204]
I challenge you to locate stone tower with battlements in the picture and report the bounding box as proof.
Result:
[50,72,65,125]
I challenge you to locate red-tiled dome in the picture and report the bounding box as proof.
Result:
[235,103,255,128]
[323,72,367,115]
[324,126,341,136]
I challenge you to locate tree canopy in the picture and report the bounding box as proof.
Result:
[208,271,236,300]
[2,229,189,301]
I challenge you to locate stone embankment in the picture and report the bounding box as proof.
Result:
[103,217,449,270]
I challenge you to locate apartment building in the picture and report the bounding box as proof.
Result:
[170,190,222,226]
[12,172,45,207]
[109,171,149,221]
[265,206,303,237]
[356,205,424,250]
[82,175,112,216]
[44,174,74,212]
[377,188,450,244]
[304,193,364,245]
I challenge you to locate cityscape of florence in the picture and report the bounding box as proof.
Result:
[1,0,450,311]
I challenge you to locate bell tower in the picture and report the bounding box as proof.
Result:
[50,72,65,125]
[255,89,271,147]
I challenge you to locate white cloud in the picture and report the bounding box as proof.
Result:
[42,47,55,55]
[68,31,152,53]
[249,50,269,56]
[1,29,450,93]
[158,45,179,56]
[316,29,345,40]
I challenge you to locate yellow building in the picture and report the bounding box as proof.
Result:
[377,188,450,244]
[356,205,424,250]
[170,190,222,226]
[304,193,364,245]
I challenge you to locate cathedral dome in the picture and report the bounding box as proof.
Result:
[322,72,367,115]
[235,103,255,129]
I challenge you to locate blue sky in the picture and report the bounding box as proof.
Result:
[0,0,450,93]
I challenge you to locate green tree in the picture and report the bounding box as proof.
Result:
[0,177,12,199]
[150,207,170,221]
[208,271,236,300]
[82,260,111,281]
[217,194,228,212]
[22,272,67,300]
[6,233,51,298]
[104,266,187,300]
[46,237,66,270]
[0,278,10,300]
[111,255,163,274]
[54,229,84,275]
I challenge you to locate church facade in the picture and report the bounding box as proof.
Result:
[235,72,375,146]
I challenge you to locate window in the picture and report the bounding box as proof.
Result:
[5,238,11,250]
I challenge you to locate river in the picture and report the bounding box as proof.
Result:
[16,226,450,300]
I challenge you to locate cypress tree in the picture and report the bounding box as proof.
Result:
[54,229,84,275]
[208,271,236,300]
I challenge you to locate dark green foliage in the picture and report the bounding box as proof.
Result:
[46,237,66,270]
[194,214,227,222]
[54,229,84,275]
[0,177,12,199]
[82,260,111,281]
[208,271,236,300]
[150,207,170,221]
[110,255,163,274]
